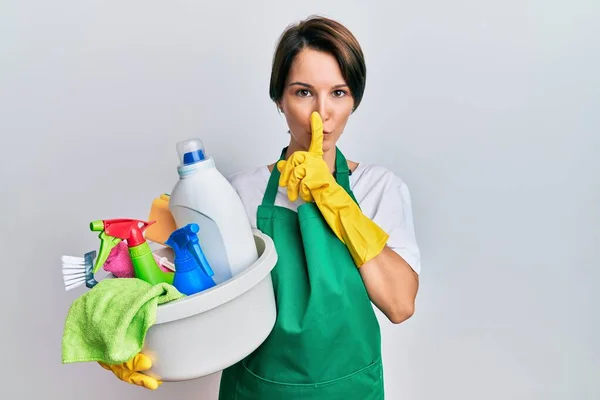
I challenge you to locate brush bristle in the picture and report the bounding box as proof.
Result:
[64,272,85,281]
[64,274,85,284]
[62,254,86,261]
[62,256,86,291]
[65,280,85,291]
[63,272,86,279]
[62,253,96,291]
[62,265,85,271]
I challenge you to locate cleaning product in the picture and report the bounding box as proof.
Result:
[61,250,98,291]
[103,242,174,278]
[90,219,174,286]
[146,194,177,245]
[165,223,216,296]
[168,139,258,285]
[92,230,122,274]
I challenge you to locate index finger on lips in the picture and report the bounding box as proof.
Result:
[308,111,324,156]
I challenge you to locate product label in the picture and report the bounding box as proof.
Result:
[129,243,149,258]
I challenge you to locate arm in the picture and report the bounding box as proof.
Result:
[359,246,419,324]
[355,177,421,324]
[278,112,421,324]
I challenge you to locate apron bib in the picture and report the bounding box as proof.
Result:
[219,147,384,400]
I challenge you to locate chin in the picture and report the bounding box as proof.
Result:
[322,136,339,152]
[322,142,335,152]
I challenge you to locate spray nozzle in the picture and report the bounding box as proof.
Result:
[89,218,155,273]
[165,223,214,277]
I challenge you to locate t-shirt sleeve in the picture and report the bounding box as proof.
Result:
[369,175,422,275]
[226,169,263,229]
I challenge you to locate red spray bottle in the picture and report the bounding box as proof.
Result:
[90,218,174,286]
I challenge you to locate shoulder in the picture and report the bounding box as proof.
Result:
[351,163,409,194]
[350,162,414,218]
[226,165,270,229]
[227,165,269,193]
[352,163,421,273]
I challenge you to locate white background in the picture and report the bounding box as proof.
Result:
[1,1,598,399]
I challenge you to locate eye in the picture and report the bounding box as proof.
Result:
[332,90,347,98]
[296,89,312,97]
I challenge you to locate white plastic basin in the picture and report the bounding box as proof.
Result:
[141,229,278,381]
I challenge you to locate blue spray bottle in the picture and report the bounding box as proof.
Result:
[165,223,216,296]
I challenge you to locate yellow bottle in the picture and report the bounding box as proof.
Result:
[146,194,177,245]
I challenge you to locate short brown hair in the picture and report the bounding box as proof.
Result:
[269,15,367,111]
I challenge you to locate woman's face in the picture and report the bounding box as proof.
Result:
[279,48,355,153]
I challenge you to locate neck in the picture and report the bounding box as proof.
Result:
[285,141,336,173]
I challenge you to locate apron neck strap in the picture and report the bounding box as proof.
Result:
[334,146,351,192]
[262,146,356,207]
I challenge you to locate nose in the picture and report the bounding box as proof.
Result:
[315,97,331,122]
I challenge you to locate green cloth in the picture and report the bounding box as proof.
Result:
[62,277,184,365]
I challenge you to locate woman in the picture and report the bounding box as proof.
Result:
[100,15,421,399]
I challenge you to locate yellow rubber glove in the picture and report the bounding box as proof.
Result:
[98,353,162,390]
[277,111,389,267]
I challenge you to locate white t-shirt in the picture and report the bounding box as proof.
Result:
[227,162,421,275]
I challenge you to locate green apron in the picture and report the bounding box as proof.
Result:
[219,147,384,400]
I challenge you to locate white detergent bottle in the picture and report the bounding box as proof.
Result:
[168,138,258,285]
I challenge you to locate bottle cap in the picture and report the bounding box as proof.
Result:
[176,138,206,166]
[90,220,105,232]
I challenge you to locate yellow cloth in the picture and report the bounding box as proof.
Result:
[277,112,389,266]
[99,353,161,390]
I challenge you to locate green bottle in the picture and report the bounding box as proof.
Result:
[90,218,174,285]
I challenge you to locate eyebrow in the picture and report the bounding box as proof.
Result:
[288,81,348,89]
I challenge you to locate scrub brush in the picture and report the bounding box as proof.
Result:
[154,253,175,272]
[61,250,98,291]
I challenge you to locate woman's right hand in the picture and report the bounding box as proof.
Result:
[277,112,389,267]
[98,353,162,390]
